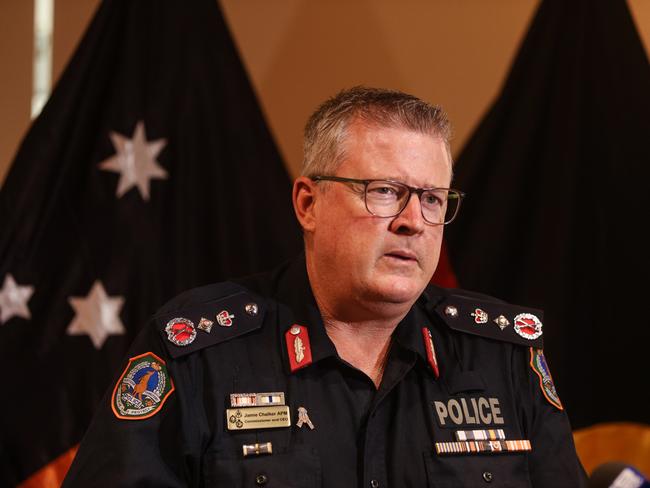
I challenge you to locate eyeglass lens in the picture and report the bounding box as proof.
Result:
[365,180,460,224]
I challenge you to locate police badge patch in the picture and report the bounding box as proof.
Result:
[529,348,563,411]
[111,352,175,420]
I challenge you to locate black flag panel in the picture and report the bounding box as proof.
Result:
[0,0,301,484]
[446,0,650,429]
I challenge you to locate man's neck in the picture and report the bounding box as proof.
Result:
[321,314,397,388]
[305,253,418,388]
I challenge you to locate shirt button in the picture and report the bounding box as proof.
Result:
[482,471,493,483]
[370,480,380,488]
[255,474,268,485]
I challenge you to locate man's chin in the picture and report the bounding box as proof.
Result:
[368,278,425,306]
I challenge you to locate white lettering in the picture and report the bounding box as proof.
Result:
[478,397,492,424]
[434,401,449,426]
[448,400,463,425]
[470,398,480,422]
[489,398,504,425]
[434,397,506,427]
[460,398,477,424]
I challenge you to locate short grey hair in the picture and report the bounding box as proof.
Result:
[301,86,452,177]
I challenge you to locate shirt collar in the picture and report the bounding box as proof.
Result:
[392,296,434,365]
[273,255,444,376]
[273,255,338,371]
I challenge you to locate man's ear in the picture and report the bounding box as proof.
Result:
[293,176,318,232]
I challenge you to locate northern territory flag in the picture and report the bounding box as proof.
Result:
[446,0,650,428]
[0,0,301,485]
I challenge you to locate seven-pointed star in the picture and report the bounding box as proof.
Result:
[99,121,168,200]
[67,280,126,349]
[0,274,34,324]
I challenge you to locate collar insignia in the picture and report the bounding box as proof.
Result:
[421,327,440,379]
[285,324,313,372]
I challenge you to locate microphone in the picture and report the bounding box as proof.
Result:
[589,462,650,488]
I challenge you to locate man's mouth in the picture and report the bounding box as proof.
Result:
[384,250,418,262]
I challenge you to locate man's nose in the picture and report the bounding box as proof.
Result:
[389,192,426,235]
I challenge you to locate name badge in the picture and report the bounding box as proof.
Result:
[226,406,291,430]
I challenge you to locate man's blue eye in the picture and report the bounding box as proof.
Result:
[422,192,444,206]
[367,183,401,199]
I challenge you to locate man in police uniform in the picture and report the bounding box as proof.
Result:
[64,87,586,487]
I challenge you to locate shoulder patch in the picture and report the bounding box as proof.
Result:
[156,290,266,359]
[429,294,544,348]
[530,348,563,410]
[111,352,174,420]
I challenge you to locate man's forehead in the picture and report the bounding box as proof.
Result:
[346,120,450,158]
[339,129,452,187]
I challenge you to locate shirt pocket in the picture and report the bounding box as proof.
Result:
[203,447,322,488]
[422,450,533,488]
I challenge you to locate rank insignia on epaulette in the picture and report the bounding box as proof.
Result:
[470,308,488,324]
[530,348,563,410]
[111,352,174,420]
[198,317,214,333]
[216,310,234,327]
[285,324,313,372]
[157,291,265,359]
[494,315,510,330]
[244,303,258,316]
[514,313,543,340]
[165,317,196,346]
[444,305,458,318]
[433,296,544,348]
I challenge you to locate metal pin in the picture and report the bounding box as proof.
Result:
[444,305,458,318]
[494,315,510,330]
[198,317,214,333]
[296,406,315,430]
[245,303,258,316]
[242,442,273,456]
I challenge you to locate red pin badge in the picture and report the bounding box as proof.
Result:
[514,313,543,340]
[165,317,196,346]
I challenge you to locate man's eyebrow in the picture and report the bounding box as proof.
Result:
[379,177,443,188]
[373,176,410,184]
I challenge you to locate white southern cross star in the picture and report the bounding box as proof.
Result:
[99,121,168,201]
[67,280,126,349]
[0,274,34,324]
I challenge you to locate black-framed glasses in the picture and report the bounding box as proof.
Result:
[312,176,466,225]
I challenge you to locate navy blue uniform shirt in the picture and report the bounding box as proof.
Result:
[63,256,586,487]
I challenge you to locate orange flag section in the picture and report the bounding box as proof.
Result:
[18,446,78,488]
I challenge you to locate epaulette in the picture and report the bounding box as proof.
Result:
[154,284,266,359]
[424,289,544,348]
